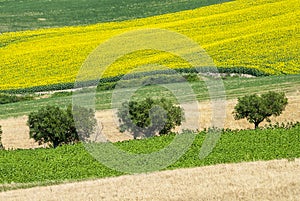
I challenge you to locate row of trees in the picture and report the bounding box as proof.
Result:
[26,98,182,147]
[22,91,288,148]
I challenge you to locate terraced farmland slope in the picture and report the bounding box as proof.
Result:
[0,0,299,90]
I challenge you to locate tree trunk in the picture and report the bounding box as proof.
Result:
[254,122,260,129]
[53,140,59,148]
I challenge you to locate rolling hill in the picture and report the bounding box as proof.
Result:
[0,0,299,90]
[0,0,230,32]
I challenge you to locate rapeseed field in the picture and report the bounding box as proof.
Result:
[0,0,299,90]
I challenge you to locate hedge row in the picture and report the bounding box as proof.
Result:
[0,67,269,94]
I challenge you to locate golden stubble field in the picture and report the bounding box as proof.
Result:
[0,94,299,149]
[1,158,300,201]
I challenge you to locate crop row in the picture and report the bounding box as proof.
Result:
[0,0,299,90]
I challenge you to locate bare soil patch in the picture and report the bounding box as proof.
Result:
[0,95,299,149]
[0,116,42,149]
[1,158,300,201]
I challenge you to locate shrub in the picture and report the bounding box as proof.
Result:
[183,73,199,82]
[0,93,32,104]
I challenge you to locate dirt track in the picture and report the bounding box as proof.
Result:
[1,158,300,201]
[1,95,299,149]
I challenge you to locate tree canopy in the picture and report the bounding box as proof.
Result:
[233,91,288,129]
[28,105,96,148]
[118,97,184,139]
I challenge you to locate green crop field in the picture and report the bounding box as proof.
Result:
[0,0,230,32]
[1,124,299,191]
[0,74,299,119]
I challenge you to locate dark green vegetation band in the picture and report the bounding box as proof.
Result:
[0,94,33,105]
[0,67,268,94]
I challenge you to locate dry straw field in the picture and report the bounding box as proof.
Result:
[1,159,300,200]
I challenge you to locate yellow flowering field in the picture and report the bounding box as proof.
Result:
[0,0,299,90]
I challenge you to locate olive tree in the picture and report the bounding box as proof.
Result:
[118,97,184,139]
[233,91,288,129]
[28,105,96,148]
